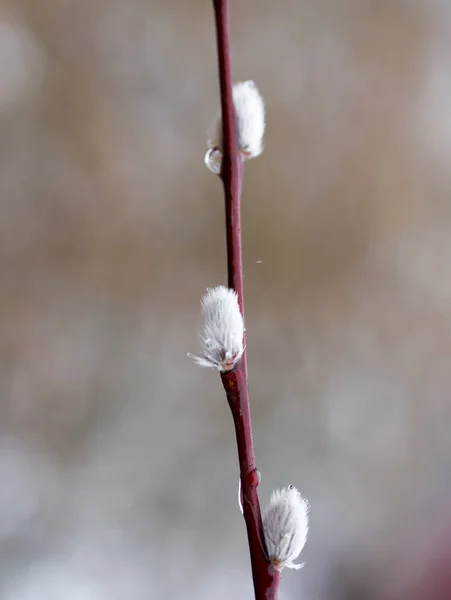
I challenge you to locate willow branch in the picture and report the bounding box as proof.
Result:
[212,1,280,598]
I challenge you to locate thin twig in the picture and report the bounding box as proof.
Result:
[212,1,281,598]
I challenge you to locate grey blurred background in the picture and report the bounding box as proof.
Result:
[1,0,451,598]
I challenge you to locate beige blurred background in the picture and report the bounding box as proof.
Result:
[1,0,451,598]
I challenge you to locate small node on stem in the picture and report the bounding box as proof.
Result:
[262,486,310,571]
[238,470,262,515]
[188,286,244,372]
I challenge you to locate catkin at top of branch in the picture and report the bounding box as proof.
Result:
[205,80,265,174]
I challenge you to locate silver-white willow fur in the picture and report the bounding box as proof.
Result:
[208,80,265,159]
[188,286,244,372]
[262,486,310,571]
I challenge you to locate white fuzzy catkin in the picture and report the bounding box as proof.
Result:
[262,486,310,571]
[207,80,265,160]
[188,286,244,372]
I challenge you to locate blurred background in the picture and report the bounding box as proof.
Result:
[1,0,451,598]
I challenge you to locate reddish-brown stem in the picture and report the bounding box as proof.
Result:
[212,1,281,598]
[221,369,281,600]
[212,0,244,305]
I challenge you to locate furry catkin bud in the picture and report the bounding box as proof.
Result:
[262,486,310,571]
[205,80,265,173]
[188,286,244,372]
